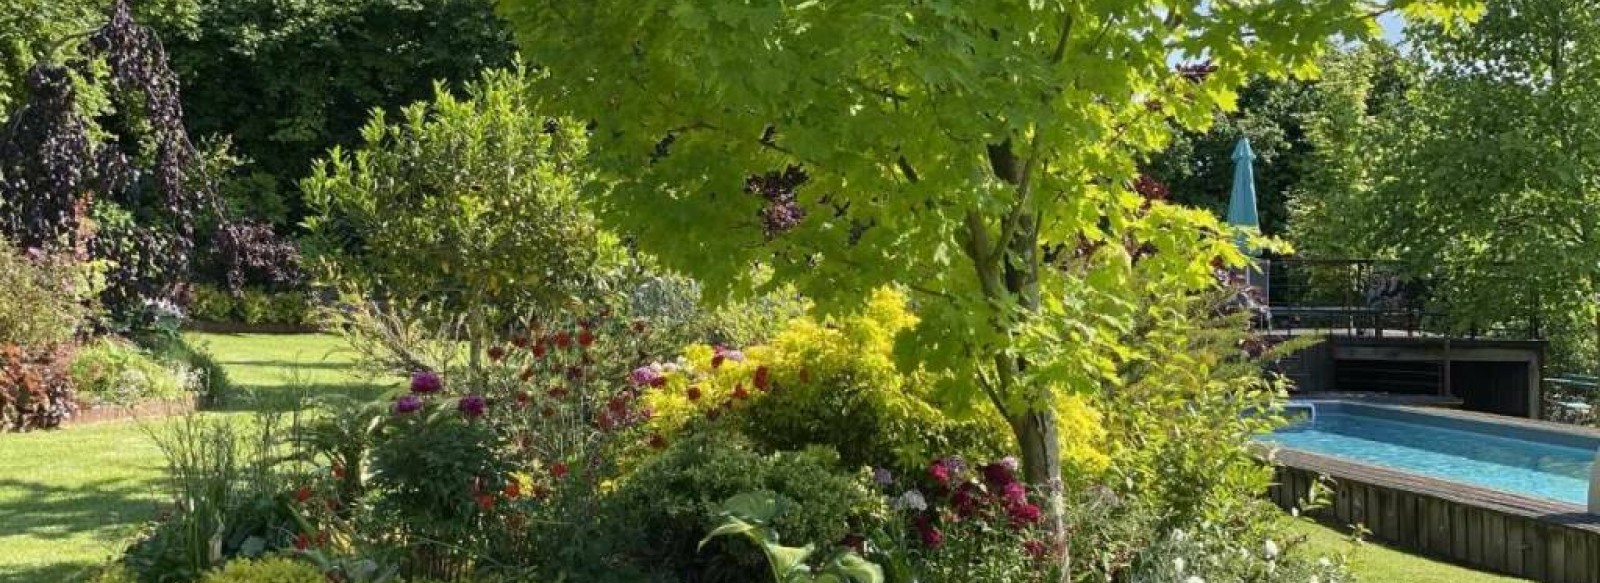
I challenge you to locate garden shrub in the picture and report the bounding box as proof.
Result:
[868,456,1053,583]
[139,335,231,403]
[0,344,76,431]
[640,288,1008,473]
[0,237,91,347]
[588,431,879,583]
[69,338,190,405]
[199,557,325,583]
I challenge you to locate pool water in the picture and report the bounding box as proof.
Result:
[1262,404,1598,505]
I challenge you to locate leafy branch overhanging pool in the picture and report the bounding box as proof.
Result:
[1259,402,1599,507]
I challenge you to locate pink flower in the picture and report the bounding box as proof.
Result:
[551,463,569,478]
[1001,481,1028,506]
[1024,539,1049,559]
[410,371,442,394]
[629,365,665,387]
[928,460,951,485]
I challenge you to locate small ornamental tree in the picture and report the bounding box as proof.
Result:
[302,67,626,353]
[499,1,1481,555]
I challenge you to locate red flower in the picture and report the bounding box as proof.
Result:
[551,463,569,478]
[547,385,569,399]
[732,384,750,400]
[511,334,531,348]
[1008,503,1042,526]
[1024,539,1049,559]
[532,340,548,359]
[294,485,313,503]
[515,391,531,407]
[631,319,647,333]
[332,465,345,480]
[487,346,507,361]
[952,484,979,517]
[476,493,497,512]
[754,366,771,391]
[1000,481,1027,506]
[981,462,1016,488]
[928,461,950,486]
[504,481,522,499]
[686,386,702,401]
[578,329,595,347]
[711,354,725,369]
[293,534,310,550]
[553,332,572,350]
[914,515,944,549]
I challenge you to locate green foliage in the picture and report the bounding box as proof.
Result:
[1145,75,1319,235]
[138,333,231,402]
[499,0,1482,486]
[701,491,883,583]
[1291,3,1599,369]
[0,0,198,118]
[592,432,879,583]
[304,66,626,318]
[124,414,298,583]
[153,0,514,225]
[199,557,326,583]
[68,338,190,405]
[366,397,514,568]
[0,236,92,347]
[642,288,1006,472]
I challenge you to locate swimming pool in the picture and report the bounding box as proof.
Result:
[1262,402,1599,506]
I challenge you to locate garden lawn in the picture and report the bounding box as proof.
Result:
[1290,519,1530,582]
[0,333,391,583]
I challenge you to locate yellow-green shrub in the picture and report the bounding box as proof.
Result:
[640,288,1016,472]
[199,557,325,583]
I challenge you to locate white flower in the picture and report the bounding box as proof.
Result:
[1184,576,1205,583]
[1172,557,1186,574]
[999,456,1020,471]
[892,489,928,512]
[1171,528,1188,542]
[1317,557,1332,568]
[1263,539,1280,560]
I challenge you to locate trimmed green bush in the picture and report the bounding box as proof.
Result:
[68,339,189,405]
[200,557,325,583]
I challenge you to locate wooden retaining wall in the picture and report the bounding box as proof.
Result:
[1270,449,1600,582]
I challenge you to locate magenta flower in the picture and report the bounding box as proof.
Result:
[914,515,944,548]
[393,394,424,415]
[1001,481,1028,506]
[1008,502,1042,527]
[458,394,487,418]
[981,462,1017,488]
[410,371,443,394]
[928,460,951,485]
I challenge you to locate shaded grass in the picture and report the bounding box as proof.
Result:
[1289,519,1530,582]
[0,333,391,583]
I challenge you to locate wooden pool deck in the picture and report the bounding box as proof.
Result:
[1266,406,1600,582]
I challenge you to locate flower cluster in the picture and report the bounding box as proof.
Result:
[880,456,1045,554]
[390,370,489,420]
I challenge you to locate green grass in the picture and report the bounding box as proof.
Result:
[0,333,391,583]
[1290,519,1530,582]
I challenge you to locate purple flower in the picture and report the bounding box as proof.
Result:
[393,394,423,415]
[873,467,894,486]
[628,365,665,388]
[458,394,488,418]
[410,371,443,394]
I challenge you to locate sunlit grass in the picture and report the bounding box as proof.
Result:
[0,333,391,583]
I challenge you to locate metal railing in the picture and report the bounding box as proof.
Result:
[1255,258,1542,339]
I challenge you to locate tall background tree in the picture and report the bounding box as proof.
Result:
[151,0,515,227]
[497,0,1481,558]
[1290,0,1599,370]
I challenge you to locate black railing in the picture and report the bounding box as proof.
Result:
[1255,258,1542,339]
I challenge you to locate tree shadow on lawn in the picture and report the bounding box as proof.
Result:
[211,382,396,413]
[0,476,165,583]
